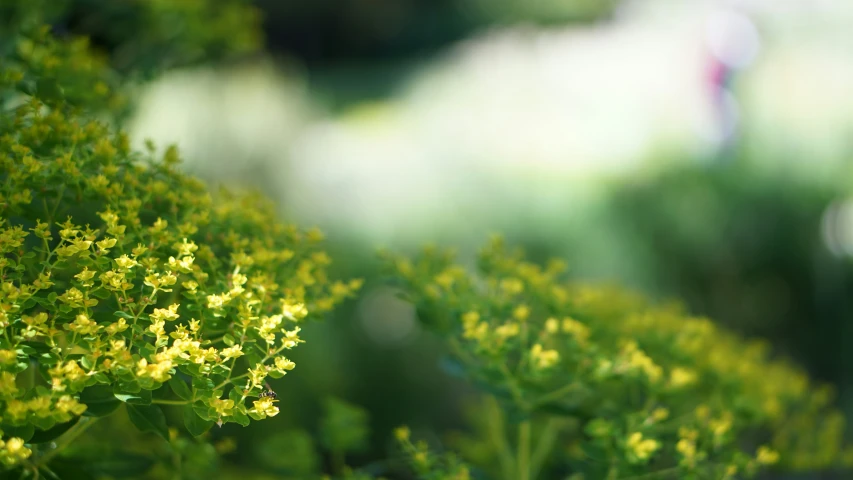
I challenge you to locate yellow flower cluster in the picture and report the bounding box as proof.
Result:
[0,64,360,467]
[387,236,853,478]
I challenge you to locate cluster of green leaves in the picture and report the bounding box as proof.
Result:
[381,237,853,479]
[0,4,362,478]
[0,0,260,120]
[2,0,260,75]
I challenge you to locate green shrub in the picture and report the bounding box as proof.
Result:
[0,6,360,476]
[382,237,853,479]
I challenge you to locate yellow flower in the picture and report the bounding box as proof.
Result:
[221,345,244,359]
[676,438,697,466]
[0,372,18,396]
[651,408,669,422]
[394,425,411,441]
[149,319,165,337]
[282,301,308,321]
[4,400,28,421]
[282,327,302,349]
[513,304,530,321]
[2,437,32,464]
[151,304,180,322]
[495,322,520,339]
[274,356,295,372]
[756,446,779,465]
[0,350,16,365]
[249,396,279,419]
[167,255,195,273]
[207,293,231,310]
[710,412,733,438]
[56,395,87,415]
[96,237,118,251]
[105,318,129,334]
[626,432,660,463]
[530,344,560,369]
[74,267,96,283]
[544,318,559,334]
[562,318,590,345]
[174,238,198,256]
[137,358,172,383]
[211,397,235,417]
[115,254,139,270]
[669,367,697,389]
[67,313,101,335]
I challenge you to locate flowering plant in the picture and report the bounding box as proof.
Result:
[383,237,853,479]
[0,5,360,476]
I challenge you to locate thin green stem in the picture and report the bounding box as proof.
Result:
[486,398,515,480]
[34,417,98,467]
[152,399,190,406]
[517,420,531,480]
[529,418,560,479]
[534,382,584,407]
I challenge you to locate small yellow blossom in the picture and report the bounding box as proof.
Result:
[756,446,779,465]
[544,317,559,334]
[249,396,279,419]
[626,432,660,463]
[530,344,560,369]
[562,317,591,346]
[670,367,698,389]
[394,425,411,441]
[115,254,139,270]
[282,301,308,321]
[151,304,180,322]
[495,322,520,339]
[513,304,530,321]
[221,345,244,359]
[67,313,101,335]
[274,356,296,372]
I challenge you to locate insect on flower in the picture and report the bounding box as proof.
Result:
[259,382,278,401]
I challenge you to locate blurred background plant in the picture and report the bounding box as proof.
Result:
[5,0,853,478]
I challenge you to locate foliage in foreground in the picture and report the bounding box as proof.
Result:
[2,1,853,479]
[383,238,853,479]
[0,7,361,477]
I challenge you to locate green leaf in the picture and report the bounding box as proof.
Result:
[114,311,134,320]
[1,424,34,442]
[31,415,56,431]
[91,288,112,299]
[30,419,77,444]
[231,408,250,427]
[169,378,192,401]
[192,376,214,396]
[114,387,152,405]
[222,334,235,347]
[193,403,215,422]
[80,385,122,417]
[183,405,213,437]
[126,404,169,440]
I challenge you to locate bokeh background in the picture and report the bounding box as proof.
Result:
[63,0,853,477]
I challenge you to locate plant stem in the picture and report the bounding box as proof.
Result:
[151,399,190,406]
[35,417,98,467]
[518,420,532,480]
[529,418,560,479]
[486,398,515,480]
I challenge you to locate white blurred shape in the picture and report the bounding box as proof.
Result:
[356,288,420,347]
[706,8,761,69]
